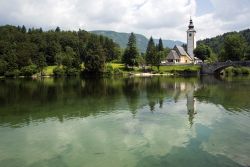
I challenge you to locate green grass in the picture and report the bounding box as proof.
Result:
[43,66,56,76]
[43,64,201,76]
[108,63,200,75]
[107,63,124,69]
[152,65,201,73]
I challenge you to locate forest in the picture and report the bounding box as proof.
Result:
[0,25,121,77]
[1,24,250,77]
[196,29,250,62]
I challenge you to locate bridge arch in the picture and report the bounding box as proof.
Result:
[213,64,237,74]
[200,61,250,75]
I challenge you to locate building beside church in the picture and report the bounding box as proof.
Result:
[163,18,201,64]
[165,45,193,63]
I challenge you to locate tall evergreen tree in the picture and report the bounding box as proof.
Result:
[158,38,164,51]
[122,33,138,68]
[55,26,61,32]
[21,25,26,33]
[146,37,156,66]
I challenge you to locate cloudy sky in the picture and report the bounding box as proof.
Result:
[0,0,250,42]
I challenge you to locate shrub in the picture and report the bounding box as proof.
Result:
[0,60,7,76]
[240,67,250,75]
[53,66,65,76]
[231,68,240,75]
[113,68,123,75]
[20,65,37,76]
[65,68,80,76]
[224,67,250,76]
[4,69,20,77]
[105,64,113,76]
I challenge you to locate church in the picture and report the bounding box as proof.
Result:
[162,18,202,64]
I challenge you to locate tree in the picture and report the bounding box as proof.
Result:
[36,52,47,75]
[84,37,105,73]
[103,38,119,62]
[21,25,26,33]
[155,51,165,71]
[84,54,105,73]
[55,52,64,66]
[158,38,164,52]
[16,43,37,68]
[222,34,246,61]
[0,59,7,75]
[146,37,156,67]
[61,46,77,68]
[5,52,18,72]
[122,33,138,68]
[55,27,61,32]
[194,44,212,62]
[136,54,145,68]
[0,25,121,75]
[244,45,250,60]
[45,41,61,65]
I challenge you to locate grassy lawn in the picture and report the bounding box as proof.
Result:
[108,63,201,74]
[153,65,201,73]
[43,66,56,76]
[43,64,201,76]
[107,63,139,73]
[108,63,124,69]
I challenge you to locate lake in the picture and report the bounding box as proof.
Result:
[0,76,250,167]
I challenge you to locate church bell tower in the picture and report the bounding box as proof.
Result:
[187,18,196,60]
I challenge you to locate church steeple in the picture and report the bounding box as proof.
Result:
[187,17,196,60]
[188,18,194,29]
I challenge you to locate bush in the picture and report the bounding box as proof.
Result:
[240,67,250,75]
[53,66,65,76]
[113,68,123,75]
[65,68,80,76]
[232,68,240,75]
[0,60,7,76]
[224,67,250,76]
[4,69,20,77]
[20,65,37,76]
[105,65,113,76]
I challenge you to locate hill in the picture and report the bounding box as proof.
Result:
[90,30,184,53]
[154,39,184,49]
[197,29,250,54]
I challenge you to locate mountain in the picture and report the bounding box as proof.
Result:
[90,30,148,52]
[90,30,184,53]
[154,39,184,49]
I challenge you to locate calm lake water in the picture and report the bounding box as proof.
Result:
[0,76,250,167]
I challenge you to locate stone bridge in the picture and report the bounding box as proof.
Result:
[200,61,250,74]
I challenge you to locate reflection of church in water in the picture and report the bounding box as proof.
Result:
[186,89,197,126]
[171,82,197,126]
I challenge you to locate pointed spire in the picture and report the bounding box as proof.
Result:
[188,17,194,29]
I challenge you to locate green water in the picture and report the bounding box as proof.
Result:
[0,76,250,167]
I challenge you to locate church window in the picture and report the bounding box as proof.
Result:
[189,33,192,37]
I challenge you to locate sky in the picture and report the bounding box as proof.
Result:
[0,0,250,42]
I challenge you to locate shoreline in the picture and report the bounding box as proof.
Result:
[133,73,173,76]
[0,72,197,79]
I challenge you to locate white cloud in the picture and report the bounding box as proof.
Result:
[0,0,249,41]
[195,0,250,40]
